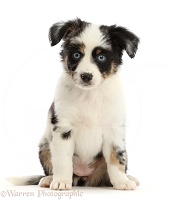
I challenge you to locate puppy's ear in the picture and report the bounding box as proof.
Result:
[108,25,140,58]
[49,18,88,46]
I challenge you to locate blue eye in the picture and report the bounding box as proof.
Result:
[97,54,106,62]
[73,52,81,60]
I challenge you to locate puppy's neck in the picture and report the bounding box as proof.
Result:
[54,69,122,107]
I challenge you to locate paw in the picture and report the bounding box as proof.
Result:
[113,180,137,190]
[127,175,140,187]
[50,180,72,190]
[39,176,53,188]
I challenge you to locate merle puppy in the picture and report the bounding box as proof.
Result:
[10,18,140,190]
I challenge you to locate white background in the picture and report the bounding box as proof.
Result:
[0,0,173,198]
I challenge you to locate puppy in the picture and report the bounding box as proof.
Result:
[9,18,140,190]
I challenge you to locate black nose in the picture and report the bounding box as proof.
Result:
[80,73,93,83]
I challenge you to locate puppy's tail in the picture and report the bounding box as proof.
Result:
[7,175,44,186]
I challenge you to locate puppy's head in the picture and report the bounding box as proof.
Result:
[49,18,139,90]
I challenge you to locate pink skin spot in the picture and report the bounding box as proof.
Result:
[73,156,95,176]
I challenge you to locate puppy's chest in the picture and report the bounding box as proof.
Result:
[76,94,110,126]
[73,108,105,176]
[73,97,109,162]
[73,124,103,170]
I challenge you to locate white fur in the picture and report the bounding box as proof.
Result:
[75,24,110,50]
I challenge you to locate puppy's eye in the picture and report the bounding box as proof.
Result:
[97,54,106,63]
[72,52,81,60]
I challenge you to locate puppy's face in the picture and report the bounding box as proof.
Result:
[49,19,139,90]
[62,25,115,90]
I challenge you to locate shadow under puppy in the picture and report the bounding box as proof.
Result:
[9,18,140,190]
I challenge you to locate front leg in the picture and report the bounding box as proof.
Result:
[103,125,137,190]
[50,125,74,190]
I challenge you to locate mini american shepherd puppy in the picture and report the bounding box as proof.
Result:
[10,18,140,190]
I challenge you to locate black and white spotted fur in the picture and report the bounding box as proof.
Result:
[9,18,140,190]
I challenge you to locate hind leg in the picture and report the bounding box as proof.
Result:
[39,175,53,187]
[38,123,53,188]
[39,119,53,176]
[39,139,53,176]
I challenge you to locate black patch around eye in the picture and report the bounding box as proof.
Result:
[65,42,84,72]
[92,47,113,74]
[99,25,124,65]
[67,53,82,71]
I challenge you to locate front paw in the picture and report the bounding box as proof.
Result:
[113,180,137,190]
[50,179,72,190]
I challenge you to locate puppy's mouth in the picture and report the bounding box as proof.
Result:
[73,80,104,90]
[75,82,96,90]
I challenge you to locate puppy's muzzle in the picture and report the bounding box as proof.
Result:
[80,73,93,83]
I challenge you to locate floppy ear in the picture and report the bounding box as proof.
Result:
[109,25,140,58]
[49,18,88,46]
